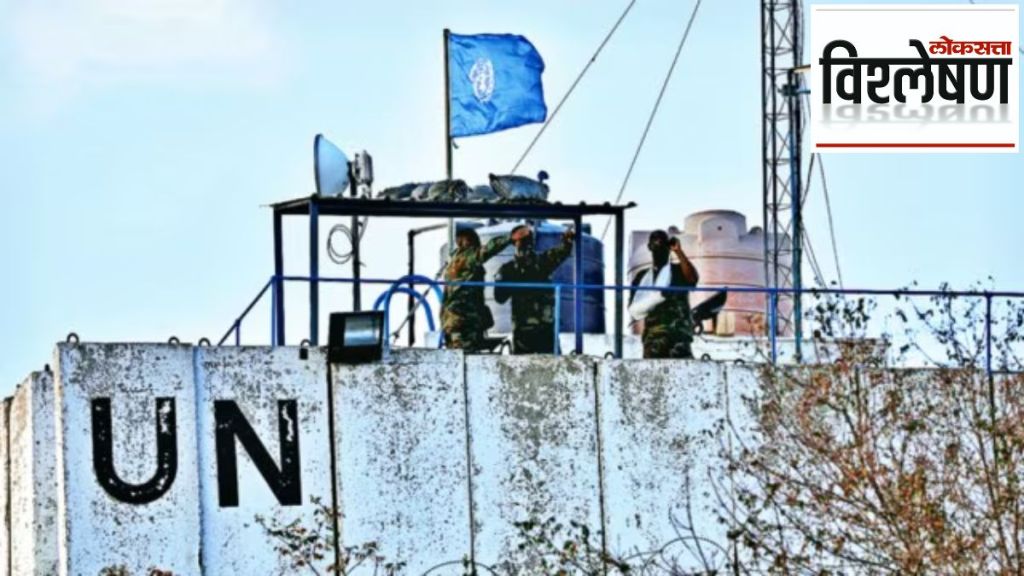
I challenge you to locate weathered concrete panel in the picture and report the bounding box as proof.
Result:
[466,355,602,569]
[10,371,58,576]
[0,398,10,576]
[599,360,728,564]
[54,343,201,575]
[722,363,762,453]
[195,346,333,575]
[334,349,470,574]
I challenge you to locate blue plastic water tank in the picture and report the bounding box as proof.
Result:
[443,221,606,335]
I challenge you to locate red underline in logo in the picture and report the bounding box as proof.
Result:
[816,143,1016,148]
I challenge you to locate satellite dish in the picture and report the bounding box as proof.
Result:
[314,134,350,197]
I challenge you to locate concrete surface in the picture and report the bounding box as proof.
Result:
[54,343,202,575]
[599,360,728,565]
[466,355,603,570]
[0,399,8,575]
[334,348,471,575]
[10,371,58,576]
[195,346,333,575]
[0,344,921,574]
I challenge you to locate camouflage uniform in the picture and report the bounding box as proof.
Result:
[631,266,698,359]
[494,236,574,354]
[442,235,511,351]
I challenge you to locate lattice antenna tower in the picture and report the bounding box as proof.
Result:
[761,0,804,338]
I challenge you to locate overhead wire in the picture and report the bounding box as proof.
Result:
[801,226,828,287]
[796,151,828,287]
[510,0,639,174]
[817,154,844,287]
[600,0,703,241]
[799,91,844,288]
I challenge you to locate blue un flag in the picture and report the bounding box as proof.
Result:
[448,33,547,138]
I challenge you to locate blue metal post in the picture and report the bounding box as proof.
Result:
[787,68,804,363]
[769,291,778,364]
[614,212,625,358]
[234,322,241,346]
[273,211,285,346]
[271,275,279,346]
[309,199,320,346]
[553,284,562,356]
[573,216,584,354]
[985,293,993,376]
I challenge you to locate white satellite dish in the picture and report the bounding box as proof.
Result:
[314,134,350,197]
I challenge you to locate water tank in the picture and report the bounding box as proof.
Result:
[627,210,792,336]
[442,221,606,335]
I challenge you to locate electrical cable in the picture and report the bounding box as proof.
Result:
[801,226,828,287]
[799,91,843,287]
[817,155,844,287]
[510,0,639,174]
[327,217,369,265]
[601,0,703,241]
[800,151,816,206]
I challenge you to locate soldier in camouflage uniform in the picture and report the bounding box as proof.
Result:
[494,225,574,354]
[629,230,700,359]
[442,228,511,351]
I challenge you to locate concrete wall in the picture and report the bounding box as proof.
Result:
[467,355,603,569]
[54,343,202,575]
[1,343,775,574]
[10,371,58,576]
[0,400,9,575]
[195,346,334,575]
[334,349,470,574]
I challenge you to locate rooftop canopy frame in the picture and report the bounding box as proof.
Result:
[270,195,635,356]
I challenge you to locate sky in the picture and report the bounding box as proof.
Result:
[0,0,1021,393]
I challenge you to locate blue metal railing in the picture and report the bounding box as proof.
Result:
[220,274,1024,375]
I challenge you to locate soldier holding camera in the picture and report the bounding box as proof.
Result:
[628,230,700,359]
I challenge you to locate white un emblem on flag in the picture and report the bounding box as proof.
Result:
[469,57,495,103]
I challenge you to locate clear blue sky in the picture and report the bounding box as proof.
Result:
[0,0,1021,393]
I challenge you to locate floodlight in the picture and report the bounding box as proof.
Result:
[328,311,385,364]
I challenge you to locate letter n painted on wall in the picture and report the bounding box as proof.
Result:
[213,400,301,507]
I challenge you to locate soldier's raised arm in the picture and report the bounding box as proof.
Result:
[539,226,575,276]
[480,234,512,261]
[670,238,699,285]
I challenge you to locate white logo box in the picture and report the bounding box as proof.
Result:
[810,4,1019,153]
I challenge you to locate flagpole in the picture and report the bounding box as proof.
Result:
[444,28,455,252]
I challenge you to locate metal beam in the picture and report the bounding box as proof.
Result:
[273,210,285,346]
[310,199,320,345]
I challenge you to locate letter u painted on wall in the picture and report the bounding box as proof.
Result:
[90,397,302,507]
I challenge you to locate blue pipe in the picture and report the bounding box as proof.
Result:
[374,286,437,332]
[553,284,561,356]
[375,279,444,349]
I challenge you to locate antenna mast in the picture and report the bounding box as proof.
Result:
[761,0,804,349]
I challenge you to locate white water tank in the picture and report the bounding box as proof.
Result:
[627,210,792,336]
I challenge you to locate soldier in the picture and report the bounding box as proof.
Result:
[494,224,574,354]
[442,228,511,351]
[628,230,700,359]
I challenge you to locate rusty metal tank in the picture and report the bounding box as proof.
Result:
[627,210,792,336]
